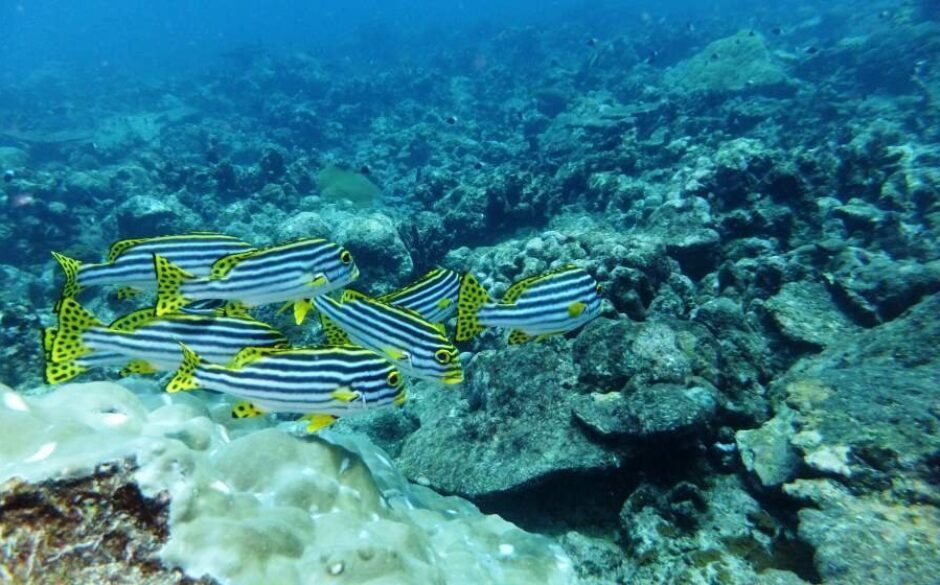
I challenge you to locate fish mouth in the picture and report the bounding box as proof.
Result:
[441,370,464,385]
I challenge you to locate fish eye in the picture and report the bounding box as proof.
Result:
[387,371,401,387]
[340,250,353,264]
[434,349,452,364]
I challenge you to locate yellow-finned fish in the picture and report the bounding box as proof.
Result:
[153,237,359,316]
[167,343,407,432]
[455,264,602,344]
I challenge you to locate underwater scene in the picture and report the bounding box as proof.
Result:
[1,0,940,583]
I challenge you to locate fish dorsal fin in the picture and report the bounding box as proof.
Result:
[319,313,352,345]
[228,346,282,369]
[501,264,579,303]
[210,249,258,279]
[106,237,149,263]
[109,307,158,332]
[341,288,371,303]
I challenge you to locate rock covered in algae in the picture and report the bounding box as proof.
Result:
[0,382,576,585]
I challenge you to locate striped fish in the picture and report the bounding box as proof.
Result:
[42,327,155,384]
[313,293,463,384]
[153,237,359,316]
[374,267,460,323]
[455,264,602,344]
[166,343,407,432]
[45,297,287,384]
[51,232,252,303]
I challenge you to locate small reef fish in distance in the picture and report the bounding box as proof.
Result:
[455,264,603,344]
[313,292,464,385]
[51,232,252,305]
[166,343,407,432]
[152,237,359,317]
[45,297,287,384]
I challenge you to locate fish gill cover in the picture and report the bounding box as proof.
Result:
[1,0,940,584]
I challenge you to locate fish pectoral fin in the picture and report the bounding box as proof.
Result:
[383,346,408,361]
[436,298,452,310]
[393,390,407,407]
[331,386,361,403]
[568,301,587,318]
[293,299,313,325]
[507,330,533,345]
[232,401,265,419]
[303,413,337,433]
[308,274,329,288]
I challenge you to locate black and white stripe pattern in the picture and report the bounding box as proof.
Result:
[83,314,286,370]
[314,294,462,383]
[80,234,251,289]
[195,347,403,416]
[378,268,460,323]
[184,238,359,306]
[480,267,602,335]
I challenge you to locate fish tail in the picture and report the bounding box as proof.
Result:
[51,297,103,363]
[153,254,195,316]
[44,359,87,385]
[41,327,57,355]
[455,272,490,342]
[51,251,83,306]
[167,342,201,393]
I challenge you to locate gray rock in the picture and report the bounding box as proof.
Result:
[116,194,187,236]
[0,146,28,170]
[574,383,718,441]
[763,281,860,349]
[735,408,801,488]
[332,212,413,287]
[397,344,620,498]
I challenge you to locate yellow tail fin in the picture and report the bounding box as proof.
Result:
[166,343,201,393]
[44,360,88,385]
[41,327,57,355]
[51,298,103,363]
[51,251,83,305]
[153,254,195,316]
[455,272,490,342]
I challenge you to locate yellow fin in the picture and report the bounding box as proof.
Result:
[341,288,370,303]
[331,387,361,403]
[433,322,446,335]
[568,301,586,318]
[45,360,87,385]
[304,413,337,433]
[455,272,490,342]
[109,307,158,332]
[42,327,57,354]
[51,298,103,362]
[210,249,257,279]
[219,300,251,318]
[153,254,195,316]
[319,313,351,345]
[51,251,83,302]
[436,298,452,310]
[308,274,328,289]
[228,346,281,368]
[393,390,407,407]
[166,343,200,393]
[106,237,148,263]
[113,286,142,301]
[119,359,158,377]
[232,401,265,419]
[507,329,533,345]
[294,299,313,325]
[383,347,408,361]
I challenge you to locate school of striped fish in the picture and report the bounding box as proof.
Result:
[43,232,603,432]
